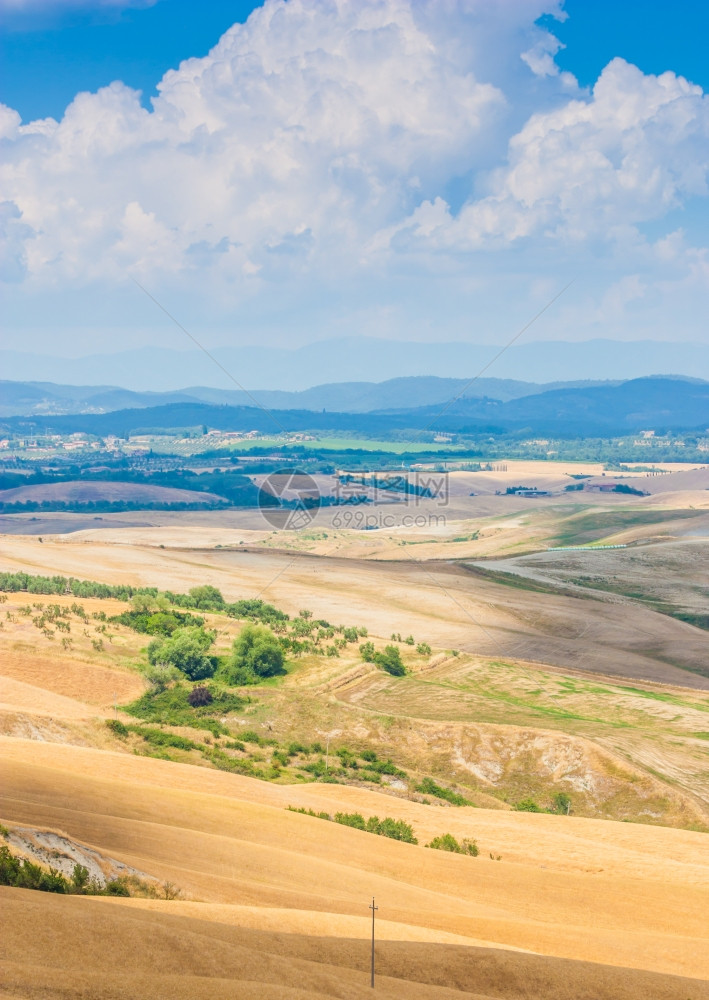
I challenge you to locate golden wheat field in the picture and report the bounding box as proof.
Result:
[1,483,708,998]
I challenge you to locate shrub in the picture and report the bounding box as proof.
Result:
[334,811,367,830]
[188,585,225,609]
[426,834,478,856]
[106,719,129,737]
[0,845,149,897]
[416,642,432,655]
[112,609,205,636]
[240,730,262,744]
[333,812,417,843]
[551,792,572,815]
[287,806,331,820]
[188,685,213,707]
[147,626,216,681]
[123,684,243,731]
[225,599,289,624]
[363,757,406,778]
[417,777,469,806]
[515,798,542,813]
[138,727,197,752]
[221,624,286,684]
[359,641,376,661]
[373,645,406,676]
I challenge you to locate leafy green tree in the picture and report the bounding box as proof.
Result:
[373,645,406,676]
[147,626,216,681]
[188,585,225,609]
[71,864,90,892]
[551,792,572,815]
[222,624,286,684]
[359,641,376,662]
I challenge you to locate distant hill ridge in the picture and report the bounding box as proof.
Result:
[3,376,707,438]
[0,375,632,417]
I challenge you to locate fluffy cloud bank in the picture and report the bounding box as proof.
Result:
[1,0,708,346]
[387,58,709,251]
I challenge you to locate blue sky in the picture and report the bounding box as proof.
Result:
[1,0,707,381]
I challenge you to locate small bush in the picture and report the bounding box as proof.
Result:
[515,798,542,813]
[240,729,262,744]
[138,727,197,751]
[333,812,418,844]
[287,806,331,820]
[123,684,243,732]
[106,719,129,738]
[188,685,213,707]
[426,833,478,856]
[334,811,366,830]
[373,645,406,676]
[551,792,572,814]
[359,641,376,662]
[417,777,469,806]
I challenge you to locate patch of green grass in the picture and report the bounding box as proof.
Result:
[461,564,575,597]
[132,726,198,752]
[552,509,703,547]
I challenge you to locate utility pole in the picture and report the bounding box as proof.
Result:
[369,896,378,988]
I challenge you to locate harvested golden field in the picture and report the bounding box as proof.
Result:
[2,524,707,686]
[1,482,708,997]
[1,739,709,998]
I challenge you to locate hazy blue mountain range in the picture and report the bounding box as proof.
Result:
[3,377,707,439]
[2,337,707,391]
[0,375,622,417]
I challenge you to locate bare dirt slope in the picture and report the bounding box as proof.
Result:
[1,738,708,998]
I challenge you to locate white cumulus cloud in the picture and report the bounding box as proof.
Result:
[0,0,708,351]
